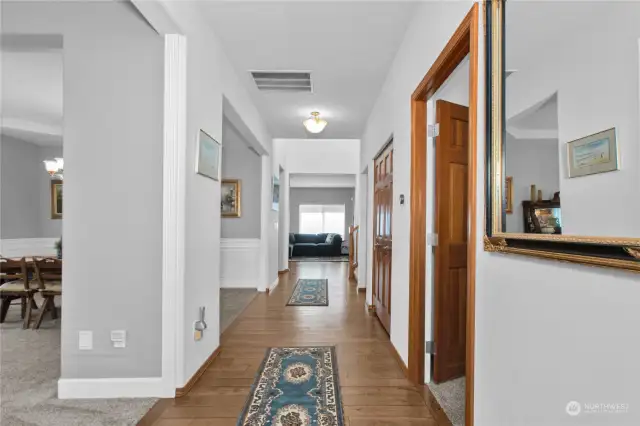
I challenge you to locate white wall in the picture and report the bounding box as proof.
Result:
[0,135,62,239]
[157,0,273,387]
[262,155,278,291]
[360,0,474,365]
[505,1,640,237]
[356,170,368,289]
[289,173,355,188]
[3,0,165,381]
[474,3,640,425]
[505,136,560,233]
[274,138,360,175]
[221,118,262,239]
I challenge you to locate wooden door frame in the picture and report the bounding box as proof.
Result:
[408,4,479,426]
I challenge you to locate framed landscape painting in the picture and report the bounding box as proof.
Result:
[221,179,241,217]
[196,129,221,181]
[567,128,618,178]
[51,180,63,219]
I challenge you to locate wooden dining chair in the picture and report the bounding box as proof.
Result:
[32,257,62,330]
[0,257,36,329]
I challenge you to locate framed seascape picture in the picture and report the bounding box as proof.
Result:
[196,129,221,181]
[221,179,241,218]
[51,180,63,219]
[272,174,280,211]
[567,128,619,178]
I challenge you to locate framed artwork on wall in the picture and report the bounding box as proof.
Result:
[50,180,63,219]
[272,174,280,211]
[221,179,241,218]
[196,129,221,181]
[567,128,618,178]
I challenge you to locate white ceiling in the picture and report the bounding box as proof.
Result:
[199,1,419,139]
[1,36,63,147]
[508,94,558,131]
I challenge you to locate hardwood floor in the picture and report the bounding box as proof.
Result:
[139,261,452,426]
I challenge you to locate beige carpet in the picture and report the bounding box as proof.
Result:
[428,376,465,426]
[220,288,257,332]
[0,295,157,426]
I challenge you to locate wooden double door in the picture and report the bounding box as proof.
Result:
[373,142,393,334]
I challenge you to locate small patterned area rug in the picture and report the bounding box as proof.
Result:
[290,256,349,262]
[287,279,328,306]
[236,347,344,426]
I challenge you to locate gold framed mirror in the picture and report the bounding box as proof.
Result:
[485,0,640,272]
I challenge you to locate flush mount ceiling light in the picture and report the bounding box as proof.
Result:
[303,111,328,134]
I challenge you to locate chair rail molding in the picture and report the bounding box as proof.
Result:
[0,238,58,258]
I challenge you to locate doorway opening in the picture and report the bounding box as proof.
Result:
[408,4,479,426]
[425,56,471,425]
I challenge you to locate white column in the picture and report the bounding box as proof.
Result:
[161,34,187,395]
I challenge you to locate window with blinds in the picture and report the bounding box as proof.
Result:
[299,204,346,237]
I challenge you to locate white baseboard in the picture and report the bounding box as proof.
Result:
[0,238,58,258]
[220,238,260,289]
[58,377,171,399]
[267,276,280,293]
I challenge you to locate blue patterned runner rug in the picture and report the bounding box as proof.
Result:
[236,347,344,426]
[287,279,329,306]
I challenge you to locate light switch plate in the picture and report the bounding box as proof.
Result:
[79,331,93,350]
[111,330,127,348]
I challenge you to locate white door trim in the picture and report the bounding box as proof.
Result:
[161,33,187,396]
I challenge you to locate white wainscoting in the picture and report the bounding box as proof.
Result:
[220,238,261,288]
[0,238,58,258]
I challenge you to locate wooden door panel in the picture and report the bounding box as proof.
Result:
[433,101,469,383]
[448,163,468,242]
[373,142,393,334]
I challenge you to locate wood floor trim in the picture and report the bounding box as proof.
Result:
[388,341,409,377]
[278,269,290,275]
[420,385,455,426]
[408,4,479,426]
[175,345,222,398]
[136,398,172,426]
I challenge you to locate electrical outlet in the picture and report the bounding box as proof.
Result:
[111,330,127,348]
[79,331,93,350]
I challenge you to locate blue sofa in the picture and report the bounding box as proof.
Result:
[289,233,343,257]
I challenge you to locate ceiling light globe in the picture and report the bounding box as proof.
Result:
[303,112,328,134]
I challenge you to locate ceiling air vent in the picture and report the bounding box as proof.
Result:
[250,71,312,93]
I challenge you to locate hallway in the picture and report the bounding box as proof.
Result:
[140,262,449,425]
